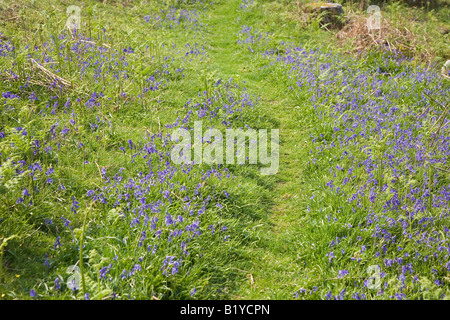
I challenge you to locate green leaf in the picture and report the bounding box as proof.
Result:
[142,66,153,76]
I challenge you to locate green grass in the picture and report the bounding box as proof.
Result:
[1,0,449,300]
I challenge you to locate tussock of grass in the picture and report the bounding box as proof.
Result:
[336,2,449,64]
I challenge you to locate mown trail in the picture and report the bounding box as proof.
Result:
[202,2,311,299]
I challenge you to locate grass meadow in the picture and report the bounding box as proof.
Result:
[0,0,449,300]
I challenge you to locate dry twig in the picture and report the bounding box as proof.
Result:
[30,58,72,88]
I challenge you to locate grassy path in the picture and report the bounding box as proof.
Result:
[202,2,313,299]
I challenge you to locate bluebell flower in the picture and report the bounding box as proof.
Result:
[30,289,37,298]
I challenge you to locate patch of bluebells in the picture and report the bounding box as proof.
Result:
[1,16,228,300]
[236,25,271,52]
[263,42,450,299]
[74,77,260,296]
[0,34,15,57]
[239,0,255,10]
[144,7,207,31]
[0,1,259,301]
[1,33,209,208]
[166,78,259,129]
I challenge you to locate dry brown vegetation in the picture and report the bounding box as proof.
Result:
[289,1,449,66]
[336,12,436,63]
